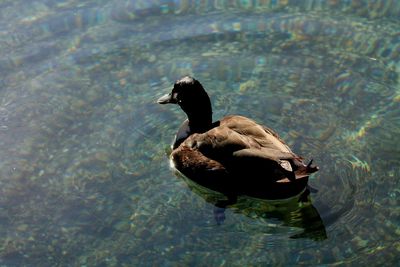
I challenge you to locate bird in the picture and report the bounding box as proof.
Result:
[157,76,319,200]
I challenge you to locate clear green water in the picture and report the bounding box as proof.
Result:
[1,0,399,266]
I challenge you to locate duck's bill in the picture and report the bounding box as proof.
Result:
[157,93,178,104]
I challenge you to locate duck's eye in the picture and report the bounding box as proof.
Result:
[173,92,182,103]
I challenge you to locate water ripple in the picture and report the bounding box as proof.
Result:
[0,1,399,266]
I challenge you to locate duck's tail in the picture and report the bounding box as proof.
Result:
[306,159,319,173]
[294,159,319,179]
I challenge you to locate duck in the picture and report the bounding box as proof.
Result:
[157,76,319,200]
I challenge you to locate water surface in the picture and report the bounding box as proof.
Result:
[1,1,400,266]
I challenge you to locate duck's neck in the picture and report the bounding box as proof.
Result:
[180,89,213,134]
[187,111,213,134]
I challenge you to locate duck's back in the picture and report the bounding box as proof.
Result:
[171,115,304,185]
[217,115,294,155]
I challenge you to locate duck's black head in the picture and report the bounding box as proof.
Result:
[158,76,213,133]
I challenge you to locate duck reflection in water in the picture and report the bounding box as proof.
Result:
[158,77,324,240]
[175,170,327,241]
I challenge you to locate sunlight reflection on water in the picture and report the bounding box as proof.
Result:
[0,0,399,266]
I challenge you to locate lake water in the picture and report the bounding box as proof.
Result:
[1,0,400,266]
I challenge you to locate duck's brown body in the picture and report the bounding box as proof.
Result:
[158,76,318,199]
[171,115,316,198]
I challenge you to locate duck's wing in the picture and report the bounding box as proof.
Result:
[261,125,293,154]
[222,117,318,178]
[218,115,296,156]
[172,145,226,173]
[232,147,295,163]
[182,119,297,180]
[191,131,294,182]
